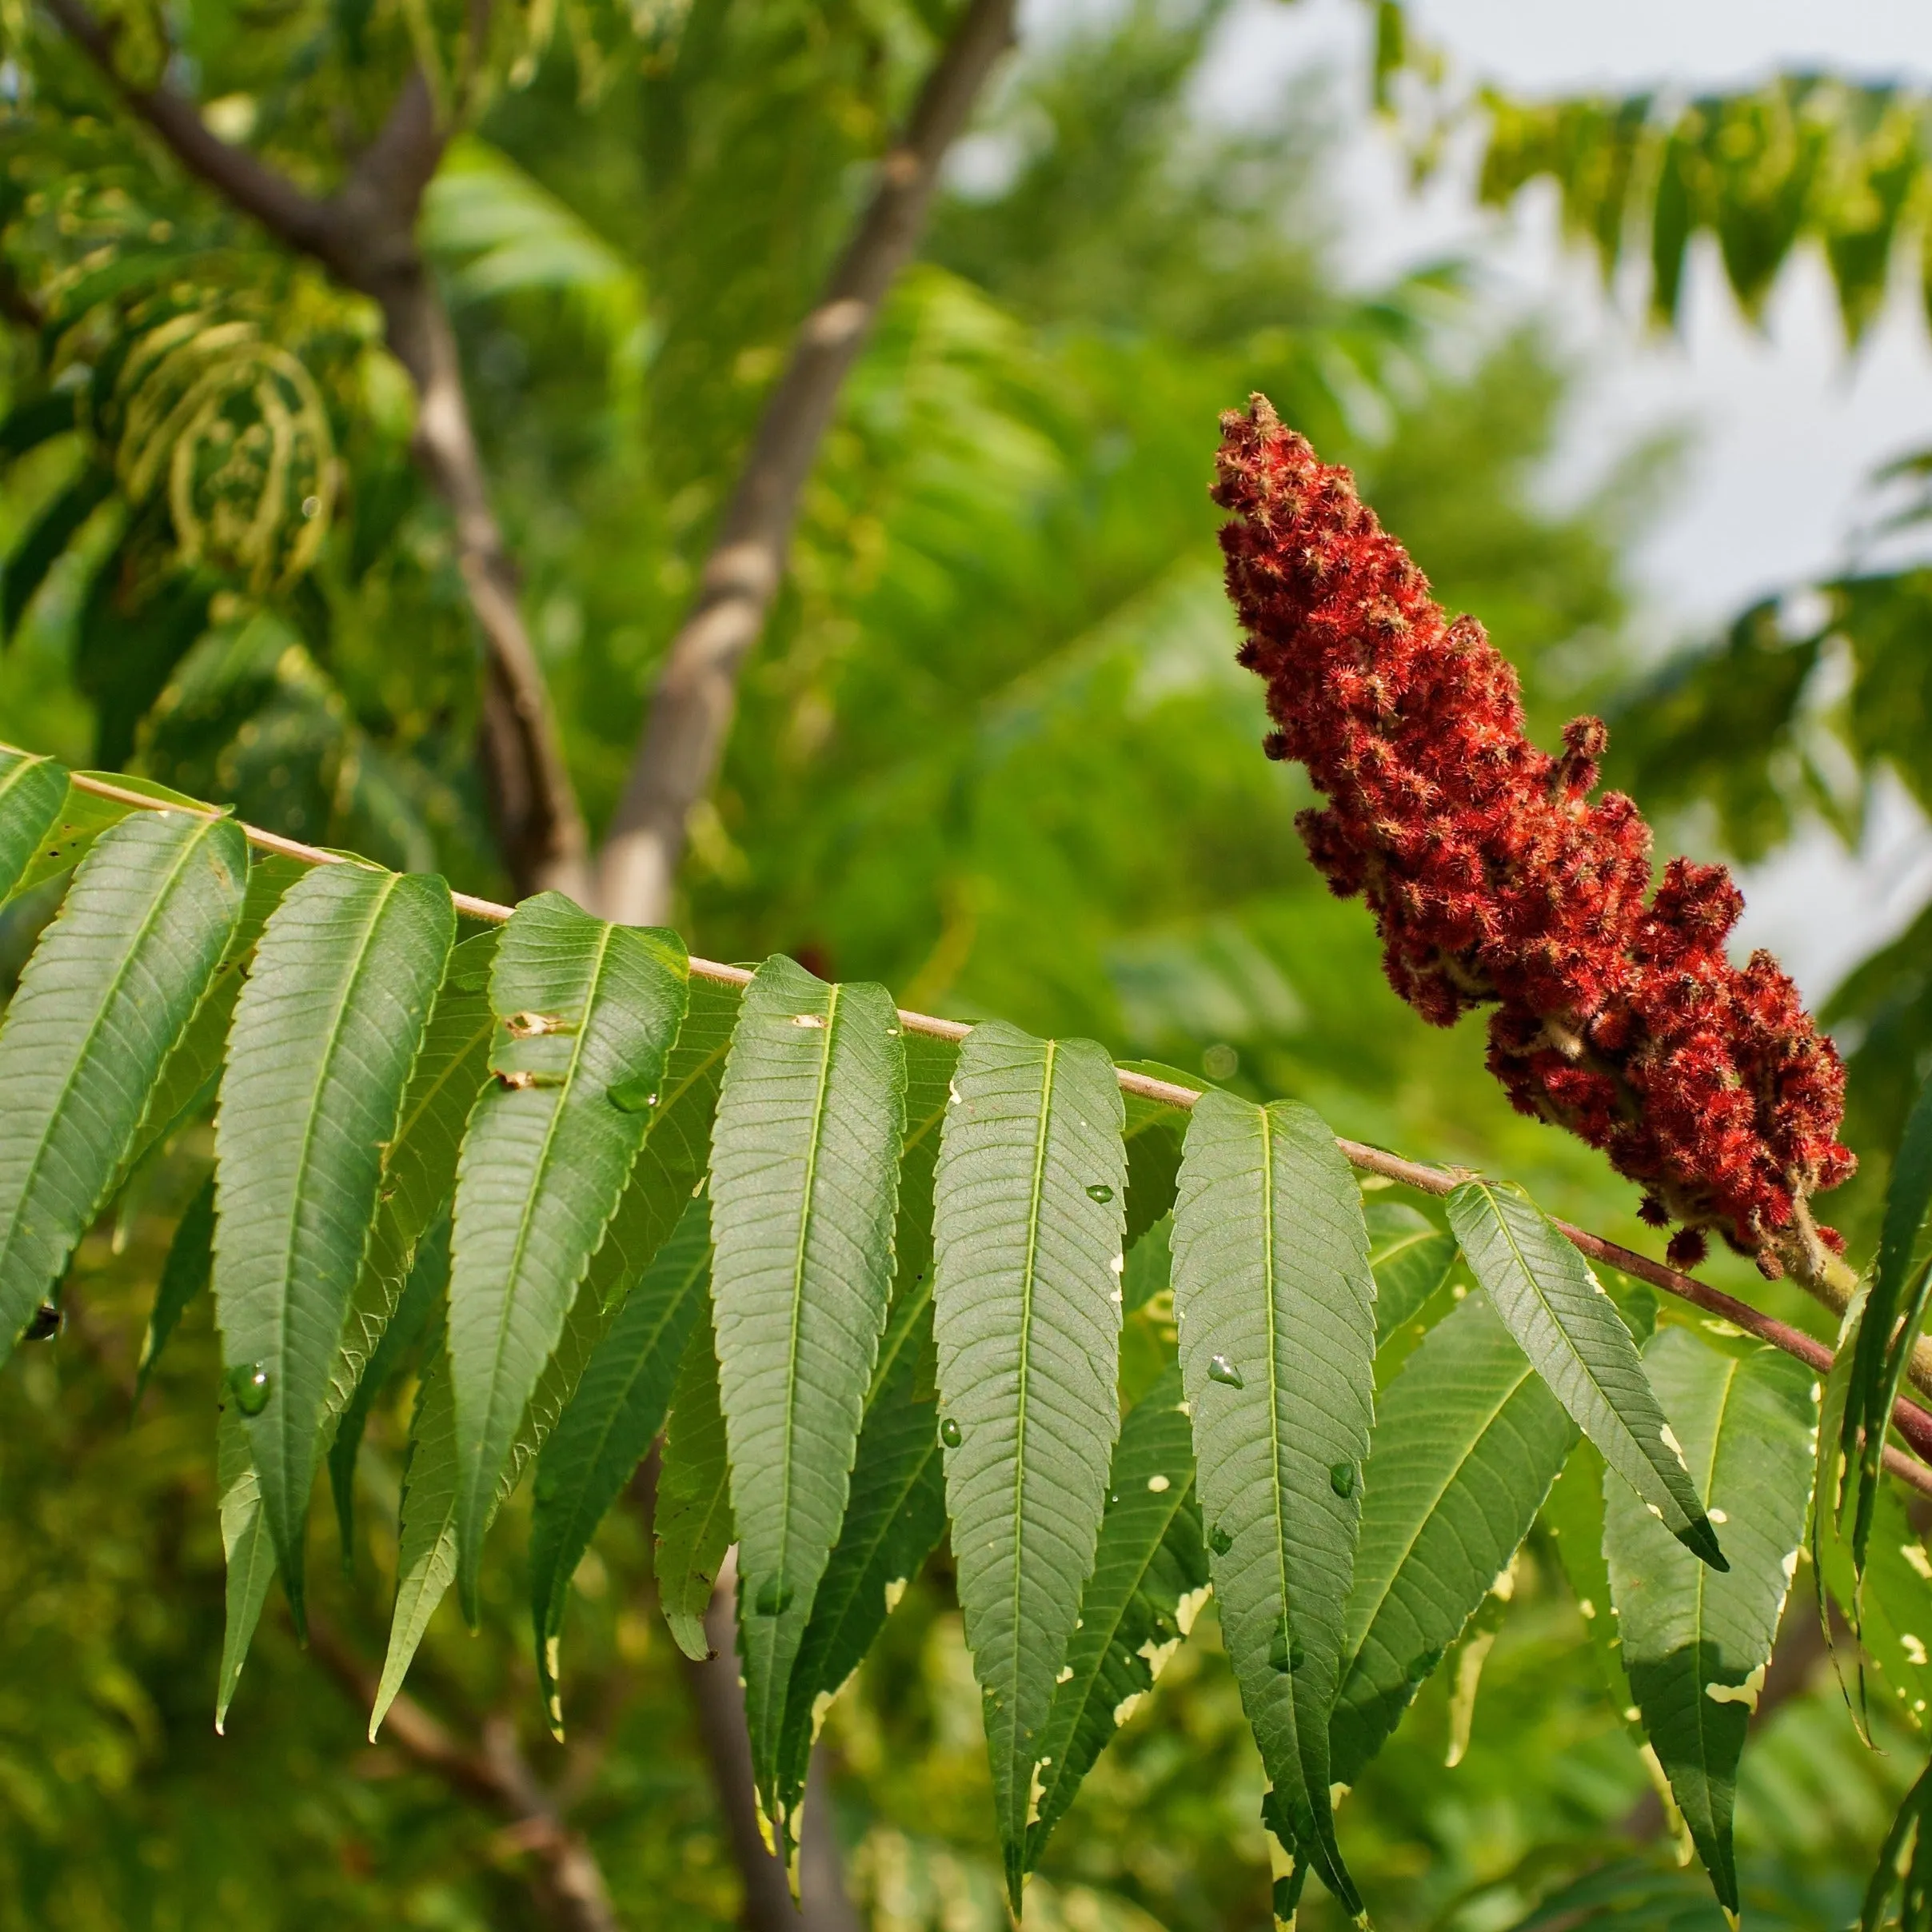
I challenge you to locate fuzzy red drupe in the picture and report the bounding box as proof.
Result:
[1214,395,1854,1279]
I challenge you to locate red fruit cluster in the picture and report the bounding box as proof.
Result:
[1213,395,1854,1276]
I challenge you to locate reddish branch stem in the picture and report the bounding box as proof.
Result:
[595,0,1020,925]
[49,760,1932,1499]
[40,0,592,901]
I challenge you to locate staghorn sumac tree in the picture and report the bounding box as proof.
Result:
[4,412,1932,1932]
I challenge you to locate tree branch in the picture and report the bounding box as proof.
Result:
[681,1551,863,1932]
[43,758,1932,1499]
[595,0,1019,925]
[39,0,592,900]
[305,1613,620,1932]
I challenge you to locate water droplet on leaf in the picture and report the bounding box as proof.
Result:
[753,1577,793,1618]
[607,1076,659,1114]
[1207,1355,1244,1388]
[1329,1461,1355,1498]
[1085,1184,1114,1204]
[226,1363,273,1416]
[940,1418,962,1449]
[1406,1647,1442,1683]
[1208,1524,1233,1556]
[22,1302,61,1342]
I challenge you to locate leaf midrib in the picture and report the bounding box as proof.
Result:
[474,920,615,1475]
[1371,1228,1443,1271]
[787,1415,940,1742]
[1345,1358,1538,1667]
[1688,1352,1741,1822]
[1040,1475,1196,1818]
[1007,1036,1058,1804]
[262,872,403,1508]
[0,752,51,819]
[776,981,843,1604]
[1,816,216,1275]
[1475,1182,1647,1493]
[387,1006,495,1184]
[1259,1109,1298,1760]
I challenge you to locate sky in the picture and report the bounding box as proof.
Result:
[1174,0,1932,996]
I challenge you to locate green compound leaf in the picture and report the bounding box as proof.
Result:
[1024,1362,1211,1871]
[11,773,222,899]
[0,808,245,1361]
[216,1403,277,1734]
[1544,1435,1641,1730]
[771,1029,958,1866]
[1331,1291,1576,1787]
[0,748,66,901]
[1605,1328,1817,1917]
[447,893,688,1617]
[603,973,743,1303]
[510,972,740,1685]
[214,863,453,1625]
[932,1021,1128,1908]
[218,931,494,1693]
[328,1212,449,1563]
[135,1169,215,1398]
[130,852,308,1166]
[1171,1091,1375,1916]
[1820,1479,1932,1739]
[531,1192,711,1734]
[322,927,499,1474]
[374,1355,462,1726]
[1122,1211,1173,1315]
[1448,1180,1726,1572]
[1366,1199,1459,1349]
[1116,1060,1203,1246]
[776,1297,945,1826]
[1845,1069,1932,1579]
[656,1320,734,1663]
[1864,1759,1932,1932]
[709,955,906,1838]
[373,1275,614,1734]
[578,972,740,1340]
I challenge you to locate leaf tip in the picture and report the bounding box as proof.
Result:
[1687,1516,1730,1572]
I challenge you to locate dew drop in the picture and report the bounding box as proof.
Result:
[1207,1355,1244,1388]
[940,1417,963,1449]
[1085,1184,1115,1204]
[1406,1647,1443,1684]
[1329,1461,1355,1499]
[226,1362,273,1416]
[753,1577,794,1618]
[607,1076,659,1114]
[1148,1612,1174,1643]
[1208,1524,1233,1556]
[22,1302,61,1343]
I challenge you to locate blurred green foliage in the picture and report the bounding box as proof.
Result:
[0,3,1926,1929]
